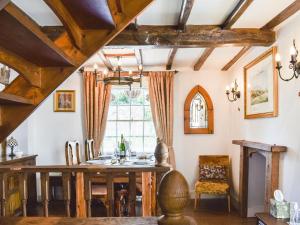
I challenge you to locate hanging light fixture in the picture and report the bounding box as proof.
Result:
[276,39,300,82]
[225,79,241,102]
[95,56,143,89]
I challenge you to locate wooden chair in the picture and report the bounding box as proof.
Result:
[85,139,95,161]
[194,155,231,212]
[65,141,81,166]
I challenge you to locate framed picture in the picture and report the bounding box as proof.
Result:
[244,47,278,119]
[54,90,76,112]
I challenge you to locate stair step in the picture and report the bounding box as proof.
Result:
[0,92,34,105]
[0,3,76,67]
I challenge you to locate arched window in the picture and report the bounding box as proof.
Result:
[184,85,214,134]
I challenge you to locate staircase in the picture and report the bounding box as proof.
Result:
[0,0,153,142]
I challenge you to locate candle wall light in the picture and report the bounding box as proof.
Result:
[226,79,241,102]
[276,39,300,82]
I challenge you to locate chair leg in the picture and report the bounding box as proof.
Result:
[227,194,231,213]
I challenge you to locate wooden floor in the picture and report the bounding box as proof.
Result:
[27,199,256,225]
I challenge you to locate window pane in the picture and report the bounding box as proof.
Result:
[105,121,116,136]
[144,106,152,121]
[131,121,143,136]
[118,106,130,120]
[131,106,143,120]
[117,121,130,137]
[102,137,116,154]
[130,89,143,105]
[144,122,156,136]
[144,137,156,153]
[130,137,143,152]
[107,106,117,120]
[116,90,130,105]
[144,90,150,105]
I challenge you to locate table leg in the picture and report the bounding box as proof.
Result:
[142,172,151,216]
[128,172,136,216]
[106,173,114,217]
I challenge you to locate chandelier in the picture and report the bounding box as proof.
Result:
[95,57,143,89]
[275,39,300,82]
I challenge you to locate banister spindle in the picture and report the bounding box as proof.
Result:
[62,172,71,217]
[0,173,7,216]
[19,172,28,216]
[40,172,50,217]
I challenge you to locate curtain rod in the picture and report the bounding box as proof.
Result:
[79,67,179,74]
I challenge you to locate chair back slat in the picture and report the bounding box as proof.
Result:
[85,139,95,161]
[65,141,81,166]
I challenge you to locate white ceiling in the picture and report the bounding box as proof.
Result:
[10,0,300,71]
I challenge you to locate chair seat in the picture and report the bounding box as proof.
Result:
[195,181,229,195]
[92,184,107,196]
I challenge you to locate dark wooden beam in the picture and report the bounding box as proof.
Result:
[221,1,299,71]
[104,53,136,57]
[221,46,251,71]
[178,0,195,31]
[222,0,254,29]
[166,48,178,70]
[0,92,34,105]
[194,48,214,71]
[107,25,275,48]
[0,0,10,11]
[97,50,113,71]
[262,0,300,30]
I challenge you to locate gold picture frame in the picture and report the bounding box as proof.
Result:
[54,90,76,112]
[244,47,278,119]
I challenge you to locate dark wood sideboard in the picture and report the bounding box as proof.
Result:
[256,213,289,225]
[0,154,37,216]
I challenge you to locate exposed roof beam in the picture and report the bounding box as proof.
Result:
[107,25,275,48]
[97,50,113,71]
[222,0,254,29]
[167,0,195,70]
[221,46,251,71]
[135,49,143,66]
[0,0,10,11]
[194,48,214,71]
[262,0,300,30]
[178,0,195,31]
[104,53,136,57]
[222,1,300,71]
[194,0,253,71]
[166,48,178,70]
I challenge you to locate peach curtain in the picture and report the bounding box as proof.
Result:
[148,71,175,168]
[83,71,111,157]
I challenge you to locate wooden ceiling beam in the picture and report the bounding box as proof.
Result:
[108,25,275,48]
[44,0,83,50]
[166,48,178,70]
[0,0,10,11]
[221,1,300,71]
[194,48,214,71]
[195,0,254,71]
[0,47,42,87]
[178,0,195,31]
[104,53,136,58]
[97,50,114,71]
[135,49,143,66]
[222,0,254,29]
[262,0,300,30]
[3,2,77,66]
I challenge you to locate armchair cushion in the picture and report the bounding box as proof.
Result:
[195,181,229,195]
[199,165,227,181]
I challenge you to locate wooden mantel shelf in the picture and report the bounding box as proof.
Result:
[0,92,34,105]
[232,140,287,153]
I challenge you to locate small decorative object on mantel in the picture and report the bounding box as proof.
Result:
[154,138,169,167]
[275,39,300,82]
[54,90,76,112]
[226,79,241,102]
[270,190,290,219]
[158,170,196,225]
[244,47,278,119]
[7,136,18,157]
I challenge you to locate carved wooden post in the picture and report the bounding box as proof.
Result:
[40,172,50,217]
[0,173,7,216]
[106,173,114,217]
[142,172,152,216]
[239,146,249,217]
[151,172,157,216]
[62,172,71,217]
[19,172,28,216]
[84,173,92,217]
[128,172,136,216]
[76,172,86,218]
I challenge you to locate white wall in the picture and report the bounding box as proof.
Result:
[174,69,230,195]
[227,13,300,204]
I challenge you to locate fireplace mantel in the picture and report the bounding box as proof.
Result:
[232,140,287,217]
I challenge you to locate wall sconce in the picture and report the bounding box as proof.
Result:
[276,39,300,82]
[226,79,241,102]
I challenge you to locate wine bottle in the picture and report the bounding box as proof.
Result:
[119,134,126,159]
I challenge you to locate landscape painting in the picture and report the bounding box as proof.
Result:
[244,47,278,119]
[54,90,76,112]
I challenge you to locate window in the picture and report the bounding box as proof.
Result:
[102,87,157,154]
